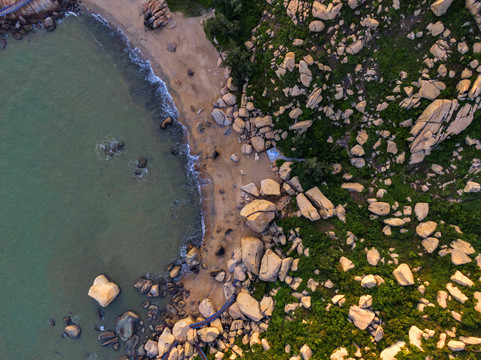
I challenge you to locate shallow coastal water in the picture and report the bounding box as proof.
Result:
[0,14,202,359]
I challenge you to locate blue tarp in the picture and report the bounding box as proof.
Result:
[0,0,33,17]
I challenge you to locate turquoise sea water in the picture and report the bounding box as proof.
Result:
[0,14,202,359]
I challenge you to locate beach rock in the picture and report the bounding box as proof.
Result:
[241,183,260,197]
[43,17,56,31]
[260,179,281,196]
[237,292,263,322]
[422,237,439,253]
[133,278,153,294]
[186,247,201,268]
[230,153,240,162]
[241,236,264,275]
[211,108,231,126]
[393,263,414,286]
[348,305,375,330]
[115,311,139,342]
[250,136,265,152]
[88,275,120,307]
[368,202,390,216]
[198,327,220,343]
[167,42,177,52]
[416,221,437,238]
[367,248,381,266]
[296,193,320,221]
[158,327,175,357]
[240,200,276,233]
[259,249,282,282]
[137,157,147,168]
[414,203,429,221]
[144,339,159,358]
[64,325,81,339]
[431,0,454,16]
[279,161,293,180]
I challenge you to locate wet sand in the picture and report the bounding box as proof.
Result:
[80,0,276,309]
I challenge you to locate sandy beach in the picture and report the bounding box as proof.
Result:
[80,0,275,310]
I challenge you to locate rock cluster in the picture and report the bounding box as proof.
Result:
[142,0,170,30]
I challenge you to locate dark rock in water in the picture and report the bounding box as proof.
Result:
[160,287,167,298]
[137,157,147,168]
[12,32,22,40]
[141,300,150,309]
[104,146,113,156]
[0,37,6,49]
[134,170,142,176]
[115,311,139,342]
[216,246,225,256]
[166,262,175,272]
[165,304,178,316]
[170,146,180,156]
[167,42,177,52]
[64,325,81,339]
[96,307,105,320]
[124,334,139,357]
[113,342,120,351]
[63,316,72,325]
[49,318,55,326]
[117,141,125,151]
[98,331,116,342]
[147,305,159,321]
[133,278,152,294]
[100,337,118,347]
[161,117,172,129]
[187,69,195,77]
[43,16,56,31]
[212,150,220,160]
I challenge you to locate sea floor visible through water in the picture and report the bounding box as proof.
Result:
[0,13,202,359]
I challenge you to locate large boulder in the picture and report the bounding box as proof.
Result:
[414,203,429,221]
[64,325,81,339]
[236,292,264,322]
[115,311,139,342]
[368,202,390,216]
[312,1,342,20]
[260,179,281,196]
[144,340,159,358]
[197,327,220,343]
[259,249,282,282]
[88,275,120,307]
[158,327,176,357]
[240,200,276,233]
[211,108,231,126]
[464,181,481,193]
[348,305,375,330]
[416,221,437,238]
[186,247,201,268]
[296,193,320,221]
[172,317,194,342]
[241,236,264,275]
[431,0,454,16]
[393,263,414,286]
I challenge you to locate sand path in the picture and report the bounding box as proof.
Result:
[80,0,275,310]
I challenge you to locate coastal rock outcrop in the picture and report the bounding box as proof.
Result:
[236,292,264,322]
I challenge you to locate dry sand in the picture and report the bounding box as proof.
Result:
[80,0,276,310]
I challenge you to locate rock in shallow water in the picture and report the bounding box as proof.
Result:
[88,274,120,307]
[115,311,139,342]
[64,325,81,339]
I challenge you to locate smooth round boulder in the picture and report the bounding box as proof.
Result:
[88,275,120,307]
[64,325,81,339]
[416,221,437,238]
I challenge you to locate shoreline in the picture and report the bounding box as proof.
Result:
[79,0,275,309]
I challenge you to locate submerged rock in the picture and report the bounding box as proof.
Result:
[115,311,139,342]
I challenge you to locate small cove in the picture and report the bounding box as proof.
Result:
[0,13,202,359]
